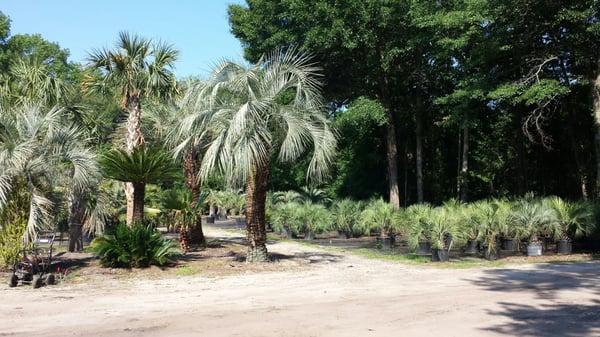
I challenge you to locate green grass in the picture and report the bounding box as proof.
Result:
[349,248,508,269]
[175,265,199,276]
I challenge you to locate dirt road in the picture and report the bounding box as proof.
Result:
[2,225,599,337]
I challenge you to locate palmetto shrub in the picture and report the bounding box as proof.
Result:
[91,223,180,268]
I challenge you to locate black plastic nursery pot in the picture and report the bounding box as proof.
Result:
[526,242,543,257]
[416,241,432,255]
[304,231,315,240]
[203,216,215,224]
[557,239,572,254]
[464,240,479,254]
[501,238,516,251]
[376,235,396,250]
[337,231,350,239]
[431,248,449,262]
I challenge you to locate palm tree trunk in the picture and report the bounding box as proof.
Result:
[68,192,86,252]
[415,106,424,203]
[125,94,144,226]
[183,146,206,246]
[132,182,145,224]
[245,162,270,262]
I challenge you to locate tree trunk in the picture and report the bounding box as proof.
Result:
[131,182,145,224]
[68,192,86,252]
[245,162,270,262]
[386,115,400,209]
[592,60,600,198]
[125,94,144,226]
[415,107,424,203]
[458,113,469,202]
[183,146,206,246]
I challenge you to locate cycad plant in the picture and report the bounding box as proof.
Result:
[331,199,363,238]
[91,222,180,268]
[100,147,180,223]
[177,48,336,262]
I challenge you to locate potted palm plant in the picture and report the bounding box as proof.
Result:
[544,197,592,254]
[459,202,484,254]
[331,199,363,239]
[428,203,463,262]
[271,202,301,239]
[294,202,332,240]
[478,200,510,260]
[358,199,397,249]
[398,204,434,255]
[510,200,555,257]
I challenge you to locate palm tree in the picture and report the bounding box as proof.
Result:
[86,31,178,224]
[179,48,336,262]
[100,147,179,223]
[0,105,98,243]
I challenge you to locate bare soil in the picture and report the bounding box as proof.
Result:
[1,223,600,337]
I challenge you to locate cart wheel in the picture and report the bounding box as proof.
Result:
[23,273,33,282]
[44,273,56,285]
[32,275,43,289]
[8,274,18,287]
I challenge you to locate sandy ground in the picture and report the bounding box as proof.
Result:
[1,224,600,337]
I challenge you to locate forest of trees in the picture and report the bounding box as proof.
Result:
[228,0,600,206]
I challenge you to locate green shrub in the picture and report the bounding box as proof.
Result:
[0,222,26,268]
[91,223,180,268]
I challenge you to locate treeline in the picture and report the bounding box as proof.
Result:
[228,0,600,205]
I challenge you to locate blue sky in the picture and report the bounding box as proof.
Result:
[2,0,246,77]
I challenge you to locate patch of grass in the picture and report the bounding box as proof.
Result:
[175,265,199,276]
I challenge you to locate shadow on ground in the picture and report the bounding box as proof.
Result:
[468,262,600,336]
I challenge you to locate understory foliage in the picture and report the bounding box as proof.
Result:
[0,221,26,267]
[91,223,180,268]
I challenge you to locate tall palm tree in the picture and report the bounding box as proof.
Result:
[179,48,336,262]
[0,105,99,243]
[100,147,180,223]
[85,31,178,225]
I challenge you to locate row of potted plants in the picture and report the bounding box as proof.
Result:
[267,195,597,262]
